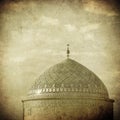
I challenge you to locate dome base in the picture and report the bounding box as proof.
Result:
[23,98,114,120]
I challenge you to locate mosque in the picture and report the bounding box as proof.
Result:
[22,45,114,120]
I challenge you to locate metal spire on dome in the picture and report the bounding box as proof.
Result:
[67,44,70,58]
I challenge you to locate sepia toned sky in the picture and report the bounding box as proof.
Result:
[0,0,120,120]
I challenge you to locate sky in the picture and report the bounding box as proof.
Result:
[0,0,120,120]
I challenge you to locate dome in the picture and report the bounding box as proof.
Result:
[28,58,109,99]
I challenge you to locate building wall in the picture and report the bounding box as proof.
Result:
[23,99,113,120]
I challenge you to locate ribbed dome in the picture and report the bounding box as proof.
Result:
[28,58,109,99]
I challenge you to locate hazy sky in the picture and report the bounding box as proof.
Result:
[0,0,120,120]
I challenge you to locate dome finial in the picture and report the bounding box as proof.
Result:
[67,44,70,58]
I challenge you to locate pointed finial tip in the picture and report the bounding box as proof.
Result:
[66,44,70,58]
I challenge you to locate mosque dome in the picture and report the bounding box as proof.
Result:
[28,58,109,99]
[23,45,114,120]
